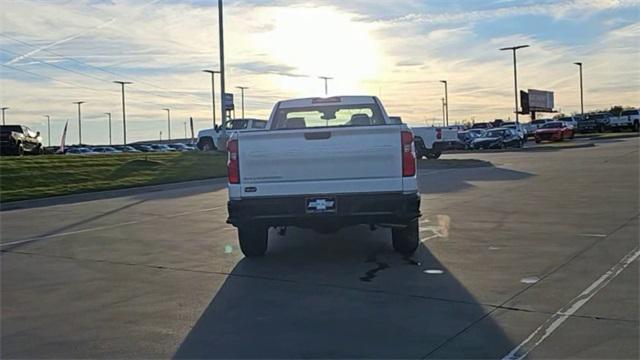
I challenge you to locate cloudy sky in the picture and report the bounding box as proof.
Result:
[1,0,639,145]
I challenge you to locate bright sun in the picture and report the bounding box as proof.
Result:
[255,6,381,96]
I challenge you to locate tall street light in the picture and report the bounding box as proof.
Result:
[218,0,227,125]
[183,121,187,139]
[114,81,132,144]
[500,44,529,124]
[574,62,584,117]
[202,70,220,128]
[2,107,9,125]
[441,97,446,126]
[73,101,85,145]
[43,115,51,146]
[104,112,112,145]
[236,86,248,119]
[319,76,332,95]
[439,80,449,126]
[163,108,171,140]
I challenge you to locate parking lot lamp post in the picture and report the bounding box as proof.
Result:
[202,70,220,128]
[500,44,529,124]
[73,102,85,145]
[441,97,446,126]
[184,121,187,139]
[104,112,112,145]
[163,108,171,140]
[319,76,332,96]
[440,80,449,126]
[43,115,51,146]
[114,81,132,145]
[1,107,8,125]
[236,86,248,119]
[574,62,584,118]
[218,0,227,129]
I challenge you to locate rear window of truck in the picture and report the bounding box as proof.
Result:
[273,104,386,129]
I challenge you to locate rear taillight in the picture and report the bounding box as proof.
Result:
[227,139,239,184]
[401,131,416,177]
[436,128,442,140]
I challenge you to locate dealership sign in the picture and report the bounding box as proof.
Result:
[528,89,554,112]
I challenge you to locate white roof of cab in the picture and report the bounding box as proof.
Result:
[277,95,377,109]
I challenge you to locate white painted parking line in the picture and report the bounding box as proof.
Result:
[0,206,224,248]
[502,247,640,360]
[578,233,607,237]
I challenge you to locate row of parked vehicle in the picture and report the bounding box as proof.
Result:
[59,143,196,155]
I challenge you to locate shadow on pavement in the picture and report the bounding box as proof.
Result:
[419,163,533,194]
[174,226,514,359]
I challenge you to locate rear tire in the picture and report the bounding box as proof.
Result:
[16,143,24,156]
[392,219,419,255]
[198,137,216,151]
[425,151,441,159]
[238,225,268,257]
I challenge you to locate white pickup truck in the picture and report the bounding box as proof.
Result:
[411,126,460,159]
[226,96,421,256]
[196,118,267,151]
[607,108,640,132]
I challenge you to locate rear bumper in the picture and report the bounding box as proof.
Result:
[227,192,421,229]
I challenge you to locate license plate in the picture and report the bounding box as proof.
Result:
[306,197,337,213]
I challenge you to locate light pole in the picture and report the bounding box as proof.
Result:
[440,80,449,126]
[574,62,584,117]
[73,101,85,145]
[319,76,332,95]
[236,86,248,119]
[114,81,132,144]
[43,115,51,146]
[159,131,162,142]
[104,112,112,145]
[183,121,187,139]
[1,107,8,125]
[500,45,529,124]
[218,0,227,125]
[202,70,220,128]
[163,108,171,140]
[441,97,446,126]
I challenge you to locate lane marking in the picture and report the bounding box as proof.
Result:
[0,206,224,248]
[502,247,640,360]
[578,233,607,238]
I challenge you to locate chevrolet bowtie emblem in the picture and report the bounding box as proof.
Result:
[308,199,335,210]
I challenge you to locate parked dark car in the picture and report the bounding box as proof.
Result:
[471,128,523,149]
[471,122,492,129]
[167,143,192,152]
[132,144,154,152]
[113,145,141,153]
[457,130,482,150]
[578,113,610,133]
[0,125,44,155]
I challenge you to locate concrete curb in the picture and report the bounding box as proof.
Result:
[0,177,227,212]
[586,133,639,141]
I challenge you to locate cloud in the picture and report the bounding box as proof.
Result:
[233,61,308,78]
[396,60,423,67]
[376,0,640,25]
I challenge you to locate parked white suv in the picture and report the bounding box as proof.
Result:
[196,118,267,151]
[226,96,421,256]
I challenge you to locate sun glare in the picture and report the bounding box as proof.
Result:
[256,6,381,96]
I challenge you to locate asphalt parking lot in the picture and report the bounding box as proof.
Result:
[1,137,638,359]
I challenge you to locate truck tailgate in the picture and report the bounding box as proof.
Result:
[237,126,404,197]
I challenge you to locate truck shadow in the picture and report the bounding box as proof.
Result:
[418,162,533,194]
[174,226,515,359]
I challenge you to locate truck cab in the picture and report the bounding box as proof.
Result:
[196,118,267,151]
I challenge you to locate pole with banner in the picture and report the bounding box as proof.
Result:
[59,120,69,153]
